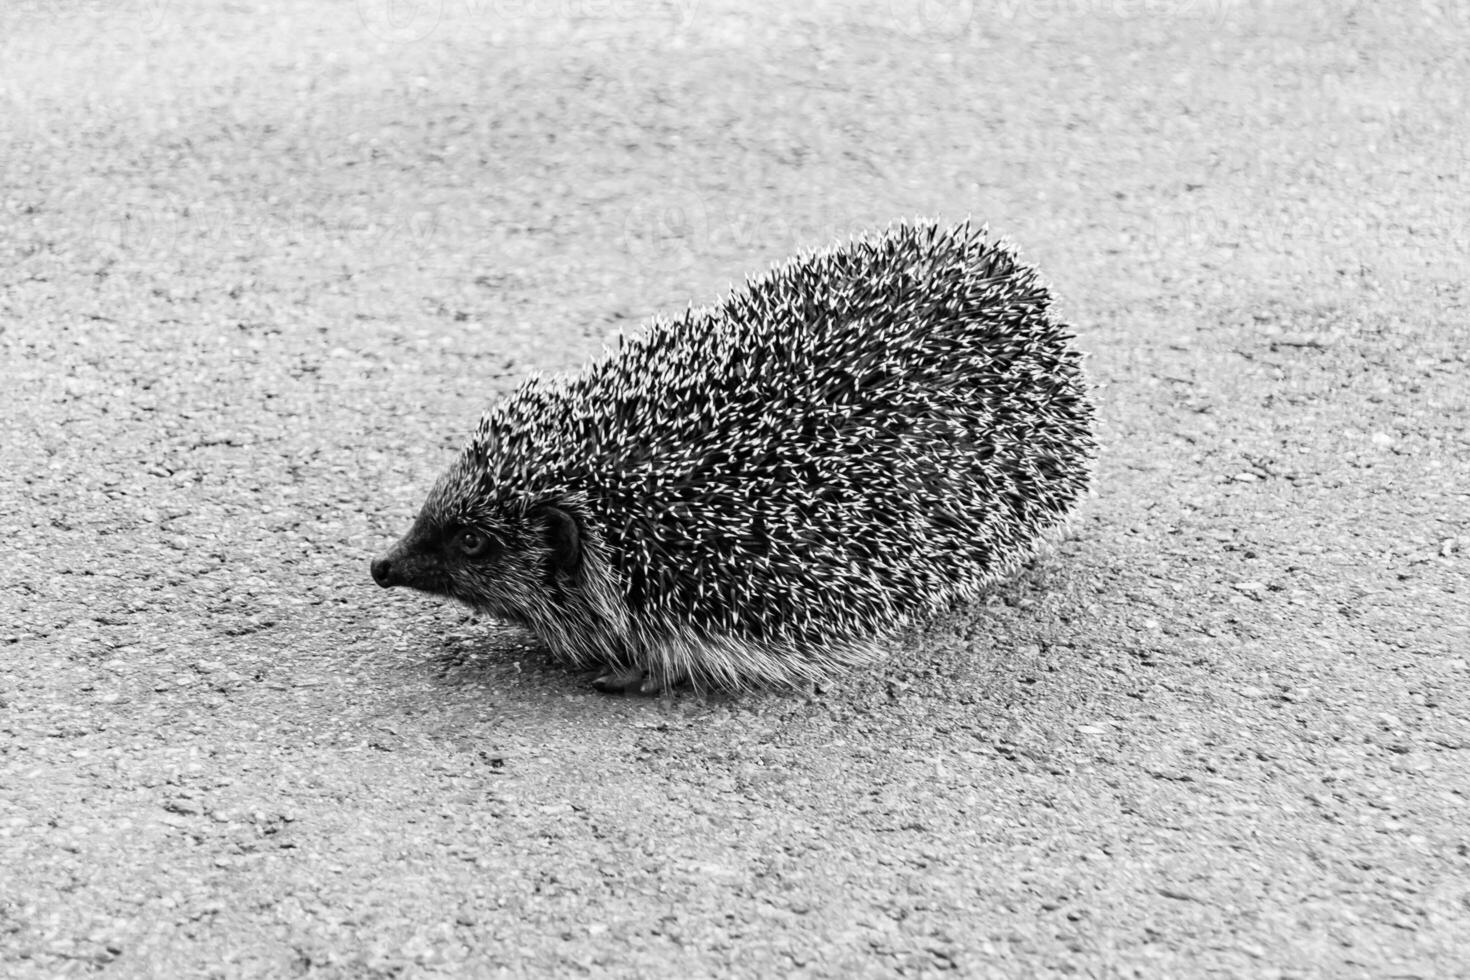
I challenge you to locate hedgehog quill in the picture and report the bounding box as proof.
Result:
[371,221,1095,693]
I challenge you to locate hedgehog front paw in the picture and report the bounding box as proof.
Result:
[591,667,666,696]
[591,666,642,693]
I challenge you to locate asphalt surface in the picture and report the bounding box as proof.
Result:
[3,1,1468,976]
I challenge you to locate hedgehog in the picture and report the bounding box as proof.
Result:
[371,220,1094,693]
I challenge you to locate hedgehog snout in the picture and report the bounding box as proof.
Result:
[370,556,396,588]
[372,516,446,592]
[371,537,425,590]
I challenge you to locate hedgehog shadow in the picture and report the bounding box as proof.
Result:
[414,618,748,703]
[893,552,1102,680]
[416,618,579,688]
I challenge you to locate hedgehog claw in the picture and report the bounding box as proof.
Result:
[592,667,654,695]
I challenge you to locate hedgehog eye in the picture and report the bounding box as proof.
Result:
[456,529,493,559]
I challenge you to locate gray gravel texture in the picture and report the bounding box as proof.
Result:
[3,1,1468,976]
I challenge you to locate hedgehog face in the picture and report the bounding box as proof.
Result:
[370,508,507,605]
[370,495,585,626]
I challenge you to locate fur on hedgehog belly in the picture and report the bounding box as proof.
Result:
[371,220,1096,693]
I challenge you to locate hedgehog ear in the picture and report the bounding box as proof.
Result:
[534,504,581,578]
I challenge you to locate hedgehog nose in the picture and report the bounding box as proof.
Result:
[370,557,395,588]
